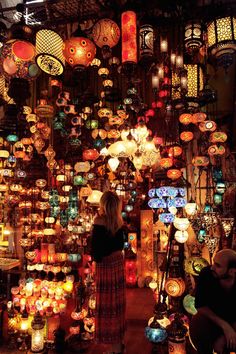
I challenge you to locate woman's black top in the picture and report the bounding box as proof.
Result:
[90,224,126,262]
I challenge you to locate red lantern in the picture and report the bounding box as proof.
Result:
[125,249,137,287]
[121,11,137,64]
[180,131,194,142]
[167,169,182,180]
[191,112,207,124]
[63,37,96,70]
[0,39,39,80]
[82,149,99,161]
[168,146,183,157]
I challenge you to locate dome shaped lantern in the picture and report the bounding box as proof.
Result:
[63,37,96,71]
[92,18,120,59]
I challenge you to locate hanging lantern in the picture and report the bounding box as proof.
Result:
[82,148,99,161]
[86,190,102,204]
[174,230,189,243]
[121,11,137,64]
[160,158,173,169]
[108,157,120,171]
[208,144,225,156]
[174,217,190,231]
[191,112,207,124]
[180,131,194,142]
[184,64,204,99]
[139,24,154,59]
[192,155,209,167]
[92,18,120,59]
[184,21,203,55]
[209,131,227,143]
[36,29,65,76]
[63,37,96,71]
[0,39,39,80]
[199,120,217,132]
[184,201,197,216]
[179,113,192,125]
[31,311,45,353]
[167,169,182,180]
[207,16,236,69]
[165,277,186,297]
[145,317,168,343]
[168,146,183,157]
[183,294,197,315]
[184,256,209,276]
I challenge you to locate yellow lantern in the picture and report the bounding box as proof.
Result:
[31,312,45,353]
[179,113,192,125]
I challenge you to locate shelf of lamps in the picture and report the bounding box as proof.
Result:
[10,276,74,317]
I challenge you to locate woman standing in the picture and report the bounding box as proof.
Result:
[91,190,126,354]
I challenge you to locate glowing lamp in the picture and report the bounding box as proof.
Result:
[174,217,190,231]
[121,11,137,64]
[164,277,186,297]
[167,169,182,180]
[36,29,65,76]
[159,213,175,224]
[180,131,194,142]
[207,16,236,69]
[145,317,168,343]
[192,156,209,167]
[63,37,96,71]
[208,144,225,156]
[139,24,154,58]
[183,294,197,315]
[184,256,209,276]
[184,202,197,216]
[92,18,120,58]
[168,146,183,157]
[174,230,189,243]
[86,190,102,204]
[209,131,227,143]
[199,120,217,132]
[184,21,203,54]
[0,40,39,80]
[82,149,99,161]
[160,158,173,169]
[179,113,192,125]
[108,157,120,171]
[31,312,45,353]
[214,193,223,205]
[184,64,204,98]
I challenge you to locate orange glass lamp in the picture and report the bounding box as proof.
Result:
[82,148,100,161]
[167,169,182,180]
[208,144,225,156]
[92,18,120,58]
[209,131,227,143]
[19,312,29,351]
[192,155,209,167]
[36,29,65,76]
[160,158,173,169]
[0,39,39,80]
[179,113,192,125]
[168,146,183,157]
[191,112,207,124]
[63,37,96,71]
[180,131,194,142]
[199,120,217,132]
[164,277,186,298]
[121,11,137,64]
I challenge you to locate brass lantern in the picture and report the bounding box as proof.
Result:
[31,312,45,353]
[207,16,236,69]
[184,64,204,99]
[139,24,154,59]
[184,21,203,55]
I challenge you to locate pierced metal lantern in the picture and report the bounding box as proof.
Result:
[184,64,204,99]
[139,24,154,59]
[36,29,65,76]
[184,21,203,55]
[121,11,137,64]
[207,16,236,69]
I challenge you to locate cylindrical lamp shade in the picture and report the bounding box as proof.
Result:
[63,37,96,70]
[207,16,236,59]
[184,21,203,54]
[184,64,204,98]
[139,24,154,58]
[121,11,137,64]
[92,18,120,48]
[31,312,45,353]
[36,30,65,76]
[0,40,39,80]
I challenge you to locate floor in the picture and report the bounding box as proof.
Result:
[0,288,194,354]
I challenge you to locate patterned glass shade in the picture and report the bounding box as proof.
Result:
[184,64,204,98]
[63,37,96,70]
[207,16,236,55]
[121,11,137,64]
[92,18,120,48]
[0,40,39,80]
[36,29,65,76]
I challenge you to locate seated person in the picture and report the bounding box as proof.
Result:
[189,248,236,354]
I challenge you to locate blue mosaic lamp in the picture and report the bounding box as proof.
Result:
[145,317,168,343]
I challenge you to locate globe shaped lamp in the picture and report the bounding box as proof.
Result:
[63,37,96,71]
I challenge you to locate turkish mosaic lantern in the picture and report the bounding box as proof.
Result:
[63,37,96,71]
[92,18,120,59]
[180,131,194,142]
[164,277,186,297]
[0,39,39,80]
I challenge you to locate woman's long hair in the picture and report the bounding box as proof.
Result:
[99,191,123,235]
